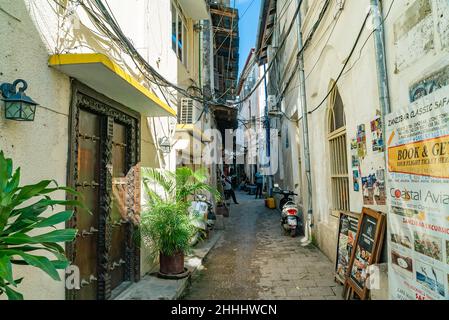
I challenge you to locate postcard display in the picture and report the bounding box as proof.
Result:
[345,208,385,299]
[336,213,360,284]
[386,85,449,300]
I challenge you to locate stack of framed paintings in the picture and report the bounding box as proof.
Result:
[337,208,386,300]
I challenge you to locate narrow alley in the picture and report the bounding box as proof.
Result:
[2,0,449,305]
[184,192,342,300]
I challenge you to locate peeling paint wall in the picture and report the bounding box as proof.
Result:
[393,0,434,72]
[386,0,449,113]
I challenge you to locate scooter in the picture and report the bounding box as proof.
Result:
[188,194,216,246]
[273,185,303,237]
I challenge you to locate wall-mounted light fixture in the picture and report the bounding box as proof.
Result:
[0,79,39,121]
[158,136,172,154]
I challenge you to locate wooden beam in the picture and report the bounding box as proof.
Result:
[212,26,238,36]
[210,8,237,18]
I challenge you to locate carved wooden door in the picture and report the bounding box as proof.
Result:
[110,122,130,291]
[68,87,140,300]
[74,109,101,300]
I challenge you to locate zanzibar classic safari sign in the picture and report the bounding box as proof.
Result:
[386,85,449,300]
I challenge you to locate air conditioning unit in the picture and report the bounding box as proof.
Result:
[179,98,194,124]
[268,95,277,110]
[267,95,282,117]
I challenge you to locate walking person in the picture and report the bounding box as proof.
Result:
[255,171,263,199]
[222,174,239,204]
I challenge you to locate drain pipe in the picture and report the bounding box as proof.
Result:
[372,0,391,118]
[263,63,273,196]
[295,0,313,246]
[372,0,391,186]
[371,0,391,264]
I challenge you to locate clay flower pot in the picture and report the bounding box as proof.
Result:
[159,251,185,275]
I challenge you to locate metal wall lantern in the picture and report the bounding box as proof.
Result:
[0,79,39,121]
[158,136,172,154]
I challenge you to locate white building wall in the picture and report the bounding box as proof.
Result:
[0,0,71,300]
[303,0,382,261]
[272,0,449,268]
[0,0,208,299]
[271,0,383,261]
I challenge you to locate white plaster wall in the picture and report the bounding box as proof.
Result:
[1,0,199,299]
[0,0,71,300]
[272,0,384,261]
[304,0,381,260]
[272,0,310,207]
[236,56,266,181]
[274,0,449,263]
[107,0,178,85]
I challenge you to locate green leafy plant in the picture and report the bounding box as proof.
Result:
[140,201,194,257]
[139,167,220,259]
[143,167,220,204]
[0,151,81,300]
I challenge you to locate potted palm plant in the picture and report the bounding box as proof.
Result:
[139,167,218,278]
[0,151,81,300]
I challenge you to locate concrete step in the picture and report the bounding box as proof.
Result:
[114,230,223,300]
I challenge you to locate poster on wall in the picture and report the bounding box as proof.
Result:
[336,213,360,284]
[409,65,449,103]
[362,168,386,206]
[353,170,360,192]
[350,138,361,191]
[357,124,367,159]
[371,116,384,153]
[361,176,374,205]
[351,138,360,167]
[386,85,449,300]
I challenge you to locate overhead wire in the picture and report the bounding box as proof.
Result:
[234,0,304,104]
[237,0,295,89]
[342,0,395,76]
[85,0,209,104]
[280,2,340,100]
[307,0,396,115]
[278,0,395,123]
[307,10,372,115]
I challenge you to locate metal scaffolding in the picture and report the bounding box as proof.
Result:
[210,2,239,103]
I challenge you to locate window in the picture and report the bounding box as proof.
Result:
[171,2,188,66]
[328,84,349,212]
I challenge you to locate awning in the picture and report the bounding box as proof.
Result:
[177,0,209,20]
[48,53,176,117]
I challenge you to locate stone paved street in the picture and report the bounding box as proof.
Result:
[183,192,344,300]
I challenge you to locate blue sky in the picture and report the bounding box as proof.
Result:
[235,0,262,76]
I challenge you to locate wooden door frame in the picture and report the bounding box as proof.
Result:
[66,81,141,300]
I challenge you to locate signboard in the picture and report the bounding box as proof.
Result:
[346,207,385,300]
[336,212,360,284]
[386,85,449,300]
